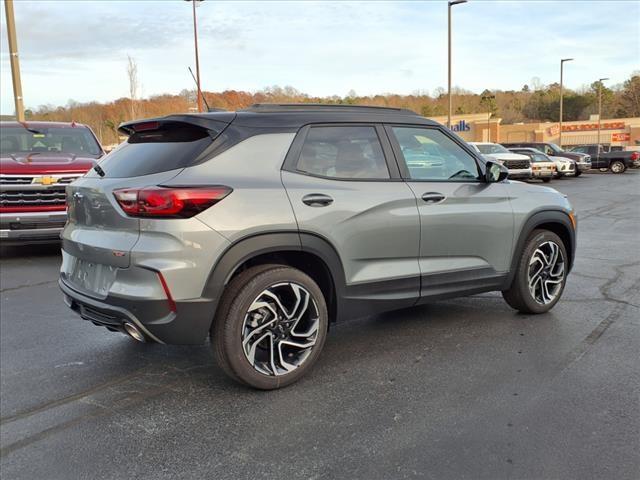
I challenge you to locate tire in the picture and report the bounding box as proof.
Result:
[574,169,581,177]
[599,167,608,172]
[542,177,551,183]
[502,229,568,314]
[211,264,328,390]
[610,160,626,174]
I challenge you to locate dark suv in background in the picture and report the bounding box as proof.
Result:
[59,105,577,389]
[502,142,591,176]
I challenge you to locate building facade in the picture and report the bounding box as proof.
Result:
[430,113,640,149]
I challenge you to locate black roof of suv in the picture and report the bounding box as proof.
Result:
[119,104,438,134]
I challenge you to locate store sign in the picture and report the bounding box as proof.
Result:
[449,120,471,132]
[562,121,625,132]
[547,121,626,136]
[612,133,631,142]
[547,124,560,136]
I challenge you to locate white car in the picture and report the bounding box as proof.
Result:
[508,147,575,178]
[505,148,556,182]
[469,142,532,179]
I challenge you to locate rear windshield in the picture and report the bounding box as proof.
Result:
[97,122,221,178]
[1,125,102,157]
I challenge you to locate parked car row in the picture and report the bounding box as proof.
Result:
[503,142,593,175]
[467,140,639,182]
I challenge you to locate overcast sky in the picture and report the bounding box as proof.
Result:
[1,0,638,114]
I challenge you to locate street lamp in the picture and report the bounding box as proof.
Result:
[559,58,573,147]
[448,0,467,129]
[597,77,609,163]
[185,0,204,112]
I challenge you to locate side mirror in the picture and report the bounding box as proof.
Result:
[485,160,509,182]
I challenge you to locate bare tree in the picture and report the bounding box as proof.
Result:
[127,55,139,119]
[531,77,543,92]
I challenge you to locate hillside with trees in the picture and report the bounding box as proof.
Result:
[25,73,640,146]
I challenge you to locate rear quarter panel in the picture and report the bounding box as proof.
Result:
[168,133,299,242]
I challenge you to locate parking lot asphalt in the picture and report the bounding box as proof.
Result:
[1,171,639,480]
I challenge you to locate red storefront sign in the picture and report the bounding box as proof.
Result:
[612,133,631,142]
[562,121,625,132]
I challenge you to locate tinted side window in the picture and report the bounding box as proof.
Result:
[391,127,479,181]
[296,126,389,179]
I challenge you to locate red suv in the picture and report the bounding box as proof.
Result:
[0,121,104,244]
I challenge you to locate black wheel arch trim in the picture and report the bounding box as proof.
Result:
[506,209,576,287]
[201,231,347,323]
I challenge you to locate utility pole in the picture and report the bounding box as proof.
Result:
[597,77,609,164]
[4,0,25,121]
[447,0,467,129]
[185,0,204,113]
[559,58,573,147]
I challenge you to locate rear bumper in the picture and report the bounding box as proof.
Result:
[0,210,66,244]
[507,168,532,179]
[59,277,216,345]
[531,170,554,178]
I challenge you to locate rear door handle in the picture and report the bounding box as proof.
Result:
[421,192,446,204]
[302,193,333,207]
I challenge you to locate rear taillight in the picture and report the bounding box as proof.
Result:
[631,152,639,161]
[113,186,232,218]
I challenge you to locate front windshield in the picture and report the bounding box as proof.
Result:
[476,144,510,155]
[0,126,102,157]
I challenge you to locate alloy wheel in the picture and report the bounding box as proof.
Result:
[528,241,565,305]
[241,282,320,376]
[611,161,624,173]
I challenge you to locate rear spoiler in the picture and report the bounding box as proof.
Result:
[118,113,236,136]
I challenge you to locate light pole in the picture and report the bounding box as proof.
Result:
[448,0,467,129]
[185,0,204,112]
[597,77,609,163]
[4,0,25,122]
[559,58,573,147]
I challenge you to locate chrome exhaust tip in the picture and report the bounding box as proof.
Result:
[123,322,146,343]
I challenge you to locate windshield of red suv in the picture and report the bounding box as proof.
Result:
[0,125,102,157]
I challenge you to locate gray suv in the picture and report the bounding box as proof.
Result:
[60,104,577,389]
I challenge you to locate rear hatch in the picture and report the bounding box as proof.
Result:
[61,114,233,291]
